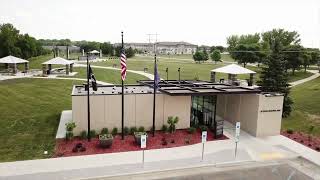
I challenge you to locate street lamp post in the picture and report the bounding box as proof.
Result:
[178,67,181,83]
[166,67,168,81]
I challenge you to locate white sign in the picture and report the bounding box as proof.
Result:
[141,135,147,149]
[202,131,207,143]
[235,122,240,142]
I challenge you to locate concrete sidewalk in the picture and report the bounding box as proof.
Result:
[0,121,301,179]
[290,70,320,87]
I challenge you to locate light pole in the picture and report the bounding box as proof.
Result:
[166,67,168,81]
[178,67,181,83]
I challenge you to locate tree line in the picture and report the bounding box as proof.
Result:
[226,29,320,118]
[227,30,320,73]
[39,39,135,58]
[0,23,50,59]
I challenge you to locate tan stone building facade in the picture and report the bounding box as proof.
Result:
[71,80,284,138]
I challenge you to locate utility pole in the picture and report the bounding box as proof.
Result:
[147,33,159,54]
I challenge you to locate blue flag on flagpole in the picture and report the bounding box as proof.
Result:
[154,62,160,88]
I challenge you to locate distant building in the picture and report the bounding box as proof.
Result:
[42,45,81,53]
[114,41,197,55]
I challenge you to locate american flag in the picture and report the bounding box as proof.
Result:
[120,49,127,81]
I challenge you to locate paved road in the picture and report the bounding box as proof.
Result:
[88,159,318,180]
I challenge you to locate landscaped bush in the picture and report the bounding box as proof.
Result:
[167,116,179,133]
[101,128,109,135]
[199,125,208,132]
[188,127,196,134]
[99,134,113,148]
[286,128,294,134]
[65,122,76,141]
[90,130,96,138]
[161,125,168,133]
[138,126,145,132]
[130,127,137,135]
[80,130,87,139]
[124,127,130,136]
[112,127,118,135]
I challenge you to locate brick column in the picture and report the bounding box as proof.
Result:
[42,64,47,75]
[24,62,29,73]
[210,71,216,82]
[249,73,254,86]
[70,64,73,73]
[13,63,17,74]
[66,64,69,75]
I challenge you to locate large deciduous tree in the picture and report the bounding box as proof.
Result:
[210,50,221,64]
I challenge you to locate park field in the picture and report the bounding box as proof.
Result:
[0,78,79,162]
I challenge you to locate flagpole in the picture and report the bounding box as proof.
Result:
[121,31,125,140]
[86,53,91,142]
[152,53,156,137]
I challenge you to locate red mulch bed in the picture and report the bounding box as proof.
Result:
[281,131,320,152]
[54,129,228,158]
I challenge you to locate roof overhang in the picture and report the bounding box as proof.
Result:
[138,80,261,96]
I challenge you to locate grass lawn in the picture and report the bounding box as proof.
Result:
[92,58,258,81]
[282,77,320,136]
[287,70,313,83]
[0,78,80,162]
[71,67,147,84]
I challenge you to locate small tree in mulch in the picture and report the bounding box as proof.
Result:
[167,116,179,133]
[65,122,76,141]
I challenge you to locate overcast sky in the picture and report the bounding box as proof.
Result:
[0,0,319,47]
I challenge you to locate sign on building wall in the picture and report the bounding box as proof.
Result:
[202,131,207,143]
[141,135,147,149]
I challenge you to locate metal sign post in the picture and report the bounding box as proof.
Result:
[141,134,147,165]
[235,122,240,158]
[201,131,207,161]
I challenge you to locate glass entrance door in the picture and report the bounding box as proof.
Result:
[190,95,217,127]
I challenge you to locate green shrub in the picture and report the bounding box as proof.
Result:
[65,122,76,132]
[286,128,294,134]
[90,130,96,137]
[124,127,130,135]
[138,126,145,132]
[65,132,74,141]
[130,127,137,135]
[101,128,109,135]
[80,130,87,139]
[167,116,179,133]
[112,127,118,135]
[199,125,208,132]
[161,125,168,133]
[188,127,196,134]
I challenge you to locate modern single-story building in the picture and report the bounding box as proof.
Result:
[71,65,284,138]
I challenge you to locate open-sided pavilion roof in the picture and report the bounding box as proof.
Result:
[0,55,28,64]
[211,64,256,75]
[42,57,73,65]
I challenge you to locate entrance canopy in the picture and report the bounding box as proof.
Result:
[42,57,73,65]
[0,55,28,64]
[211,64,256,75]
